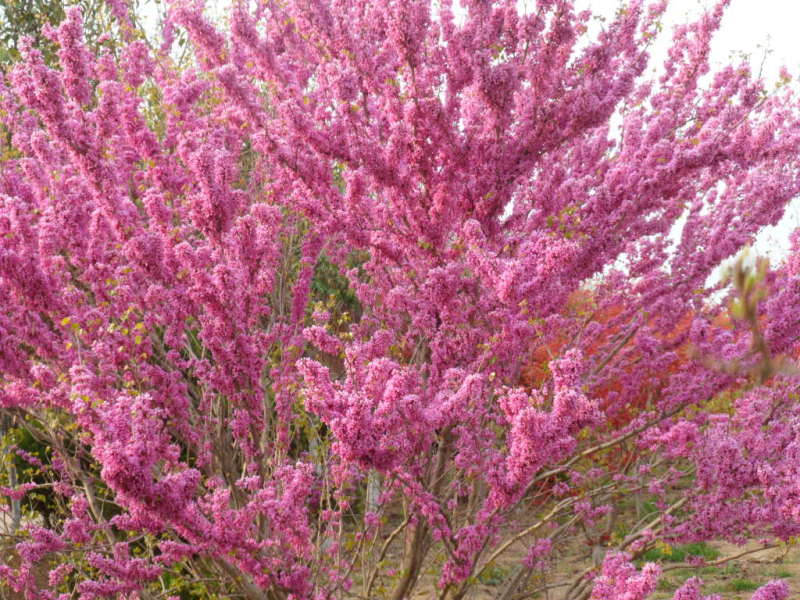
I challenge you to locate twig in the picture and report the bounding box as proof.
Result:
[662,544,779,573]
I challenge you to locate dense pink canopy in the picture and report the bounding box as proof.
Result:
[1,1,800,599]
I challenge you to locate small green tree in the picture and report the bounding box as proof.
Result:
[0,0,116,68]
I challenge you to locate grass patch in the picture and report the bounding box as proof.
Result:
[656,577,679,592]
[641,542,721,563]
[729,579,760,592]
[774,570,793,579]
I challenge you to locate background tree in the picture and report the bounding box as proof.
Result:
[0,0,116,68]
[1,1,800,600]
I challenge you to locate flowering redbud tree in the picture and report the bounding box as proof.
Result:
[2,0,800,599]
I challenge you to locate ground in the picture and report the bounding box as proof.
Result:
[408,540,800,599]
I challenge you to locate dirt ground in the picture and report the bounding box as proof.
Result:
[405,539,800,600]
[650,541,800,600]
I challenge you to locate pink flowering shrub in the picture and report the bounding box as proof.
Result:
[590,552,661,600]
[1,1,800,599]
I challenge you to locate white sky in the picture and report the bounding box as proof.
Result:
[579,0,800,268]
[581,0,800,81]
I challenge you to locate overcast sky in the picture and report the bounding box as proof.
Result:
[578,0,800,267]
[580,0,798,79]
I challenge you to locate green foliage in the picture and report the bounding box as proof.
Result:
[1,413,124,528]
[310,252,365,326]
[1,417,61,528]
[160,564,223,600]
[476,563,510,586]
[0,0,113,69]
